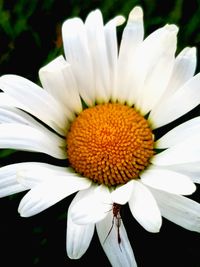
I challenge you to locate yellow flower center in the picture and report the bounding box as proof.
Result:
[67,103,154,186]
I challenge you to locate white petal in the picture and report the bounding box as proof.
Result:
[96,211,137,267]
[18,176,91,217]
[0,75,70,135]
[105,15,125,102]
[0,107,31,124]
[0,163,29,197]
[128,180,161,232]
[163,162,200,184]
[70,185,112,224]
[149,72,200,129]
[0,162,69,198]
[0,106,41,126]
[16,162,79,188]
[156,117,200,148]
[0,93,18,106]
[0,107,70,154]
[67,194,95,259]
[85,10,110,103]
[62,17,95,106]
[0,106,62,140]
[120,6,144,54]
[135,24,177,114]
[0,123,66,159]
[160,47,197,99]
[126,24,178,108]
[150,187,200,232]
[39,56,82,114]
[111,181,134,204]
[116,6,144,103]
[152,134,200,165]
[141,167,196,195]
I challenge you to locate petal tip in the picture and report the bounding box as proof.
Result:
[151,223,162,233]
[87,9,102,22]
[18,207,25,217]
[185,182,196,196]
[164,24,179,34]
[185,47,197,58]
[62,17,83,36]
[115,15,126,26]
[129,6,143,20]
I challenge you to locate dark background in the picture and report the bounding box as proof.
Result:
[0,0,200,266]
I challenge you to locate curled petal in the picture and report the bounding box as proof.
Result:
[150,188,200,232]
[96,212,137,267]
[67,194,95,259]
[18,176,91,217]
[129,180,162,233]
[141,167,196,195]
[70,185,111,224]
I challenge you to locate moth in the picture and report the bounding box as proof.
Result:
[104,203,122,250]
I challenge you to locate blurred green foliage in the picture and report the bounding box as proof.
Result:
[0,0,200,80]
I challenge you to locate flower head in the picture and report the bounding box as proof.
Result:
[0,6,200,267]
[67,102,154,185]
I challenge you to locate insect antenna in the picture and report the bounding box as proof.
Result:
[103,215,115,244]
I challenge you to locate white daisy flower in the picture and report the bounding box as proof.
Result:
[0,6,200,267]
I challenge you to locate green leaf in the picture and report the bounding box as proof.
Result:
[0,149,16,158]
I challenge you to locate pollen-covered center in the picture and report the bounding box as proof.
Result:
[67,103,154,186]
